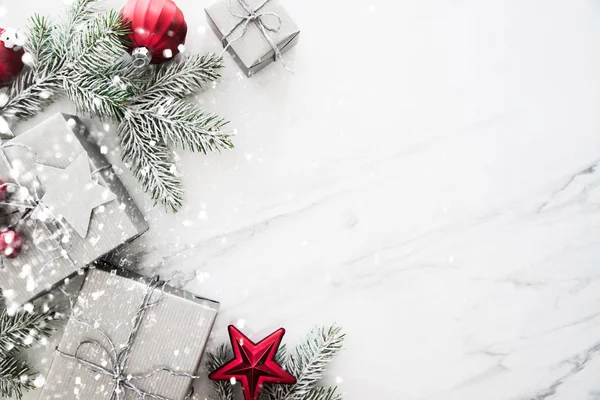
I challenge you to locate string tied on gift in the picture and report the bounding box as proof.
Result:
[56,274,203,400]
[220,0,293,73]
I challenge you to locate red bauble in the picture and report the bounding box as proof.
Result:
[0,179,7,201]
[0,28,24,85]
[0,229,22,258]
[209,326,296,400]
[121,0,187,68]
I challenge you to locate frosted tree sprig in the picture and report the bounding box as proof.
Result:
[0,304,58,399]
[0,355,34,399]
[0,307,57,356]
[0,0,231,212]
[206,326,345,400]
[205,344,235,400]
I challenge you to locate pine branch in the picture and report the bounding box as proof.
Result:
[302,387,342,400]
[69,10,129,66]
[25,15,56,70]
[0,355,33,399]
[205,344,235,400]
[1,69,62,123]
[52,0,99,58]
[0,307,57,356]
[64,72,129,119]
[132,98,232,153]
[273,326,345,400]
[139,53,224,100]
[119,117,184,212]
[99,58,150,95]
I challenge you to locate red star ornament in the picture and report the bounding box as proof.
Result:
[209,325,297,400]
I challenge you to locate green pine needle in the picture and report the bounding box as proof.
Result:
[277,326,345,400]
[25,15,56,70]
[133,98,232,153]
[0,355,34,399]
[0,307,56,357]
[119,117,184,212]
[0,305,59,399]
[53,0,100,58]
[303,387,342,400]
[140,53,225,100]
[205,343,235,400]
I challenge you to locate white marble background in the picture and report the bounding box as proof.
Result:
[3,0,600,399]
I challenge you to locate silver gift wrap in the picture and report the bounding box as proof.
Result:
[38,265,220,400]
[0,113,148,307]
[205,0,300,76]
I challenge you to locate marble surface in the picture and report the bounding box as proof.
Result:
[3,0,600,399]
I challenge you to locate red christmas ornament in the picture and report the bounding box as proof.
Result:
[0,28,24,85]
[0,179,7,201]
[121,0,187,68]
[0,229,22,258]
[209,325,296,400]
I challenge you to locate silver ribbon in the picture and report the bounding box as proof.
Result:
[56,276,200,400]
[220,0,292,71]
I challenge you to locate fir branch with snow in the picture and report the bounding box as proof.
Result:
[0,304,58,399]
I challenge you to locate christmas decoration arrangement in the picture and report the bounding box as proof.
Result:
[205,0,300,76]
[0,113,148,308]
[0,0,232,212]
[39,263,219,399]
[0,1,337,399]
[0,301,58,399]
[207,325,345,400]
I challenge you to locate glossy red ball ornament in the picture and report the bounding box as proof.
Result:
[0,229,22,258]
[121,0,187,68]
[0,28,24,85]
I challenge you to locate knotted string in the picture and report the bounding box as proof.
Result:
[220,0,293,72]
[56,276,201,400]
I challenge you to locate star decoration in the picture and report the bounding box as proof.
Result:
[33,152,117,237]
[209,325,296,400]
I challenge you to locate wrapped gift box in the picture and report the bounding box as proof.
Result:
[38,263,220,399]
[205,0,300,76]
[0,113,148,307]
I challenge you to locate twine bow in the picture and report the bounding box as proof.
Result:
[56,276,201,400]
[221,0,292,71]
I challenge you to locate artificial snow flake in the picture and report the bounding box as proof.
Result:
[34,375,46,387]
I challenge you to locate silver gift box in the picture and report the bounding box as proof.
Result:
[0,113,148,307]
[38,265,220,400]
[205,0,300,76]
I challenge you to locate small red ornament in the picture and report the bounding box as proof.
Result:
[121,0,187,68]
[0,179,8,200]
[0,229,22,258]
[0,28,24,85]
[209,325,296,400]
